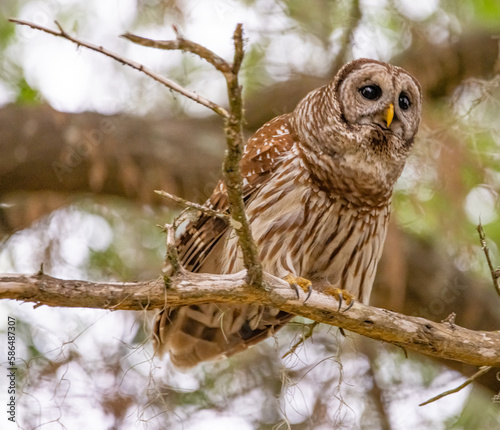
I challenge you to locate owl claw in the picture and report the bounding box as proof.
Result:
[289,282,300,299]
[284,275,313,302]
[343,297,355,312]
[304,284,313,303]
[324,287,356,312]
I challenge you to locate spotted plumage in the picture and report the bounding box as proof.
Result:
[154,58,422,368]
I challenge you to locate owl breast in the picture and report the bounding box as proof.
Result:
[219,144,391,304]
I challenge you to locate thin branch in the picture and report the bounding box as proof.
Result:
[154,190,228,221]
[134,23,262,286]
[2,272,500,367]
[161,223,182,276]
[121,32,231,76]
[222,24,263,287]
[10,16,264,288]
[477,223,500,297]
[231,23,245,75]
[8,18,229,118]
[282,321,319,359]
[419,366,493,406]
[123,24,263,286]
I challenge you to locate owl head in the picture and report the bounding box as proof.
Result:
[291,58,423,204]
[292,58,422,154]
[334,58,422,146]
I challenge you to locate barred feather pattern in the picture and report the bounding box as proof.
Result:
[154,58,422,368]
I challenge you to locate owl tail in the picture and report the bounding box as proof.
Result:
[153,303,294,369]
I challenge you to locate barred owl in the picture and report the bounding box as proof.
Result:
[154,58,422,368]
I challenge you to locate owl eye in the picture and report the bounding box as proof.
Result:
[359,85,382,101]
[399,92,411,110]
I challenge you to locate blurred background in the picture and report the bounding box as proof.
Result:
[1,0,500,428]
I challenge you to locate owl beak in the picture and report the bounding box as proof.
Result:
[384,103,394,128]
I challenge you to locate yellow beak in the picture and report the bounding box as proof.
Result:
[385,103,394,128]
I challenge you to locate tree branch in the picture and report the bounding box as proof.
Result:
[477,223,500,298]
[9,17,500,392]
[162,223,182,277]
[121,29,232,76]
[419,366,493,406]
[154,190,228,221]
[125,24,263,286]
[2,272,500,368]
[222,24,263,286]
[129,23,263,286]
[10,17,264,286]
[8,18,229,118]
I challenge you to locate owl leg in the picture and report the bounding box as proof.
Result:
[324,287,356,312]
[284,274,313,302]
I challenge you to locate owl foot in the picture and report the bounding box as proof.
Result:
[324,287,356,312]
[284,274,313,302]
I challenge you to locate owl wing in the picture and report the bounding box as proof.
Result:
[154,114,299,368]
[175,114,296,273]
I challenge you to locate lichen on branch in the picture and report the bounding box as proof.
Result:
[1,272,500,368]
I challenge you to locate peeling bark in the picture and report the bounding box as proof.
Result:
[1,271,500,368]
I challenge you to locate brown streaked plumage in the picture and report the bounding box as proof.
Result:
[154,58,422,368]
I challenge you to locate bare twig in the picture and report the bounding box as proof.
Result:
[477,223,500,297]
[106,21,262,288]
[132,24,262,286]
[222,24,263,287]
[282,321,319,359]
[121,32,231,76]
[419,366,492,406]
[2,272,500,367]
[154,190,228,221]
[10,16,264,288]
[8,18,229,118]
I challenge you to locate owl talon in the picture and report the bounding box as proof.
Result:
[324,287,356,312]
[304,284,313,303]
[284,274,313,302]
[289,282,300,299]
[337,293,343,312]
[343,298,355,312]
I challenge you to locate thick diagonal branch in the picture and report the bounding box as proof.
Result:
[1,272,500,368]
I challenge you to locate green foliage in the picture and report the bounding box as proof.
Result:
[448,387,500,429]
[15,77,40,105]
[466,0,500,28]
[242,43,270,95]
[283,0,347,45]
[0,17,16,50]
